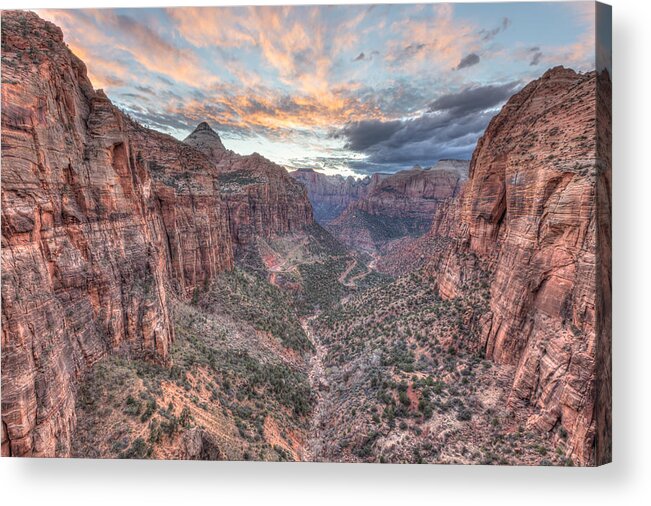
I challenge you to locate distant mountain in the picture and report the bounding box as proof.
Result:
[325,161,468,253]
[289,169,389,223]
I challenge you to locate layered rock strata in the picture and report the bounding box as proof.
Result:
[425,67,611,465]
[289,169,388,224]
[327,163,467,252]
[185,124,313,248]
[0,11,313,457]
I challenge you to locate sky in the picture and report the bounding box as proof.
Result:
[37,2,597,177]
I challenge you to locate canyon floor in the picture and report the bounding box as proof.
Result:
[70,225,574,465]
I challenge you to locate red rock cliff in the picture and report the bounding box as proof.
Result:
[289,169,387,223]
[350,163,466,223]
[328,163,467,252]
[0,10,236,457]
[1,11,313,457]
[426,67,611,465]
[184,123,314,249]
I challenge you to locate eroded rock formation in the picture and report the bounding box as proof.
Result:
[327,162,467,252]
[0,11,313,457]
[424,66,611,465]
[184,124,313,248]
[289,169,387,224]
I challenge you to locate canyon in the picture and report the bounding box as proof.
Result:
[289,168,386,224]
[325,161,468,253]
[1,11,610,466]
[291,160,468,254]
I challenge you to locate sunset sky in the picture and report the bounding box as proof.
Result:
[38,3,597,176]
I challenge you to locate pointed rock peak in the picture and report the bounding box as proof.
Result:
[184,121,225,157]
[193,121,214,133]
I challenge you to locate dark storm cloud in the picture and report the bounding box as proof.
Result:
[337,111,493,173]
[455,53,480,70]
[337,119,403,151]
[336,80,522,173]
[429,82,520,117]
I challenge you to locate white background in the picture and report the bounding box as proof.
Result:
[1,0,649,504]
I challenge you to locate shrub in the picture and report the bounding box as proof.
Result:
[457,409,472,421]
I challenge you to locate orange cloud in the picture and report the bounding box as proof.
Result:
[166,6,258,48]
[38,8,217,88]
[385,3,478,72]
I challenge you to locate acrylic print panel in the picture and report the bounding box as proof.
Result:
[0,2,611,465]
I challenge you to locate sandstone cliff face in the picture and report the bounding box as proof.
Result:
[289,169,387,224]
[425,67,611,465]
[2,12,168,457]
[186,124,314,249]
[327,163,467,252]
[0,11,312,457]
[350,164,466,223]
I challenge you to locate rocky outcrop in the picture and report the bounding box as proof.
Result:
[350,163,466,223]
[425,67,611,465]
[327,162,467,252]
[183,121,225,157]
[181,427,222,460]
[186,123,314,249]
[289,169,387,224]
[0,11,312,457]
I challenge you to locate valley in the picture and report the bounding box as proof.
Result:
[1,10,610,466]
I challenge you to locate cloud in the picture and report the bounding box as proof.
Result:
[338,119,403,151]
[135,85,155,95]
[530,51,543,66]
[429,82,520,116]
[335,79,522,172]
[480,17,511,41]
[385,4,478,72]
[455,53,480,70]
[352,50,379,63]
[39,9,217,88]
[36,5,597,176]
[336,111,490,173]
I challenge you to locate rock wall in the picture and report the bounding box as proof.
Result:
[289,169,386,224]
[426,67,611,465]
[350,164,466,224]
[185,124,314,249]
[0,11,312,457]
[1,11,177,456]
[327,164,466,252]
